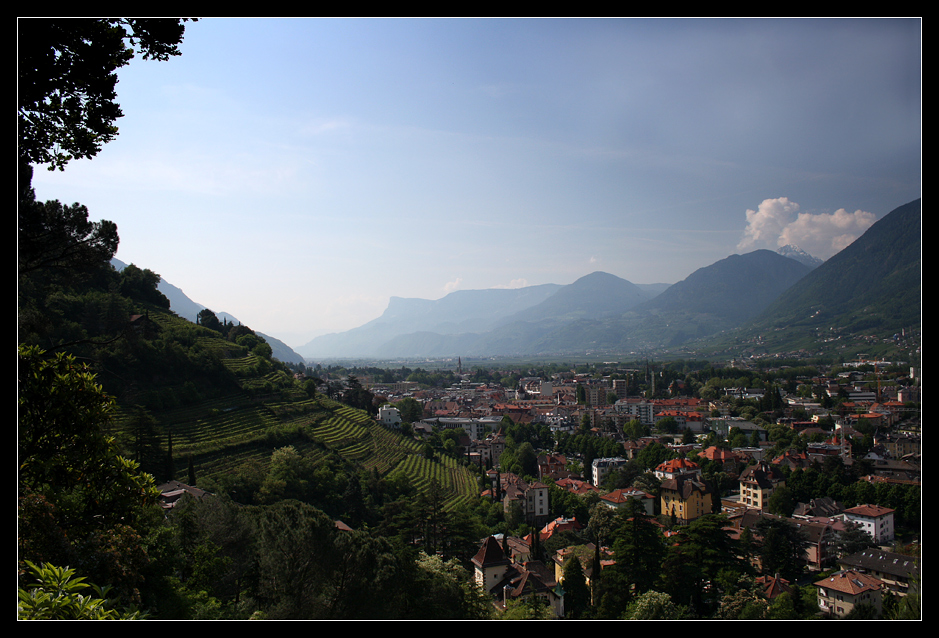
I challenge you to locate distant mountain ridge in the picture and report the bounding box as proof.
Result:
[297,250,813,358]
[113,198,919,362]
[296,283,565,358]
[296,195,919,360]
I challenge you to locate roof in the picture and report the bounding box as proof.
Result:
[814,570,883,595]
[156,480,208,508]
[655,458,699,473]
[660,475,710,499]
[739,461,784,488]
[793,496,844,518]
[844,503,894,518]
[472,536,510,569]
[600,488,652,505]
[839,548,919,579]
[756,574,792,600]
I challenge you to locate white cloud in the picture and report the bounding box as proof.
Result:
[443,278,463,294]
[737,197,801,251]
[738,197,877,260]
[780,207,877,258]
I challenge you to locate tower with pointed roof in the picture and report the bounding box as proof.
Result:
[472,536,512,592]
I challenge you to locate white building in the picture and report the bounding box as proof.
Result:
[843,504,896,545]
[378,405,402,427]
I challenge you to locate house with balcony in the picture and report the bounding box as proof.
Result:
[814,569,884,618]
[837,548,919,598]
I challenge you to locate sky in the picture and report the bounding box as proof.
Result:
[29,18,922,350]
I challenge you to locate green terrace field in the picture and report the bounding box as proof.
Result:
[113,346,479,509]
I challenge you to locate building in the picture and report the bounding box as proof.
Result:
[653,457,701,481]
[837,548,919,597]
[793,497,844,518]
[843,504,896,545]
[156,480,208,510]
[591,456,627,487]
[490,472,551,527]
[471,536,564,617]
[660,474,713,525]
[420,415,503,441]
[814,570,884,618]
[738,460,786,510]
[537,453,567,480]
[378,405,402,427]
[599,487,655,516]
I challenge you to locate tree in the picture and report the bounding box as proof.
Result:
[395,397,423,423]
[197,309,223,333]
[610,498,665,595]
[403,553,491,619]
[18,345,160,534]
[118,263,170,308]
[765,485,795,517]
[833,520,875,557]
[126,405,166,481]
[18,345,161,606]
[561,556,591,619]
[623,590,687,620]
[18,18,192,170]
[755,516,807,582]
[656,416,679,434]
[659,514,745,615]
[18,164,118,281]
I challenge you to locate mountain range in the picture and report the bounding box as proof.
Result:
[294,199,920,359]
[290,250,805,358]
[136,198,920,362]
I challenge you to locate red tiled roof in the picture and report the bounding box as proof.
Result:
[844,503,894,517]
[814,570,882,595]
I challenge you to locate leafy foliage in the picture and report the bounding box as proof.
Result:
[18,18,191,170]
[18,561,144,620]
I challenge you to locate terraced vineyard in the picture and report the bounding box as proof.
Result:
[118,354,479,508]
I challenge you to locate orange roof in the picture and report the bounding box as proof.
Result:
[656,458,699,472]
[844,504,894,517]
[814,570,882,595]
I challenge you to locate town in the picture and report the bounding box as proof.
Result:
[314,356,922,619]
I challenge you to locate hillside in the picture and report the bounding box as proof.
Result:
[113,258,307,366]
[22,249,478,511]
[719,198,922,356]
[105,315,479,509]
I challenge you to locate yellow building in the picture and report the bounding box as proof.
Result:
[660,475,713,524]
[738,460,786,510]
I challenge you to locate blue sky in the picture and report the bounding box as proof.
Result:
[30,18,921,349]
